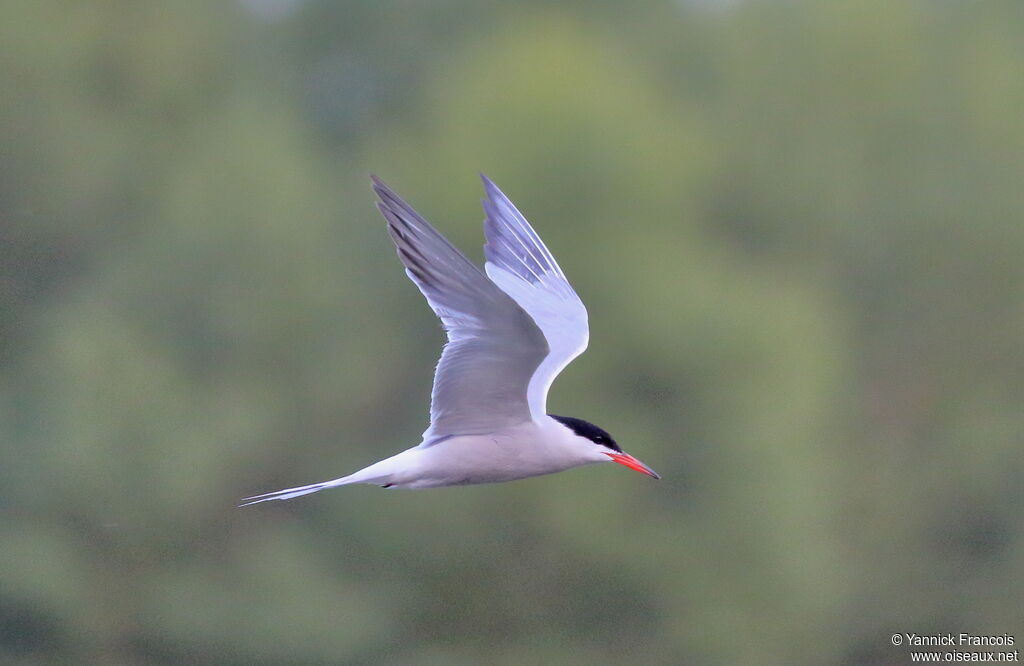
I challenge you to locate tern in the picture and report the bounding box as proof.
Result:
[241,175,659,506]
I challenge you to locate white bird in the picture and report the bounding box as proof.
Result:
[241,175,659,506]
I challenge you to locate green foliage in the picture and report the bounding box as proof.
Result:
[1,1,1021,663]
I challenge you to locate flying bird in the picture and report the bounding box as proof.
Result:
[241,175,658,506]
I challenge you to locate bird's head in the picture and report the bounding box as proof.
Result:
[549,415,660,479]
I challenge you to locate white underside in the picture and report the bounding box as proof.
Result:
[240,416,608,505]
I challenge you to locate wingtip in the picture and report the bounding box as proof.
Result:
[371,175,399,202]
[371,177,407,217]
[479,173,501,195]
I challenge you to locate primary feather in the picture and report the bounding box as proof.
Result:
[480,175,589,417]
[372,176,548,439]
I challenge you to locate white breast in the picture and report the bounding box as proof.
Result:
[391,417,606,488]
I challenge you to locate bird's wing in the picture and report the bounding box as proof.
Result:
[373,177,548,440]
[480,175,589,418]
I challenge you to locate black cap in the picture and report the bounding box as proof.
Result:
[548,414,621,452]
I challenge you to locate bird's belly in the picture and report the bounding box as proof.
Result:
[399,431,577,488]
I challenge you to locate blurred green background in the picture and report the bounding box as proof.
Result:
[2,1,1022,664]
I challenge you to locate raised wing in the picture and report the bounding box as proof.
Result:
[480,175,589,418]
[373,177,548,439]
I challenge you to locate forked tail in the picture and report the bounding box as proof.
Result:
[240,450,414,506]
[239,478,348,506]
[239,470,382,506]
